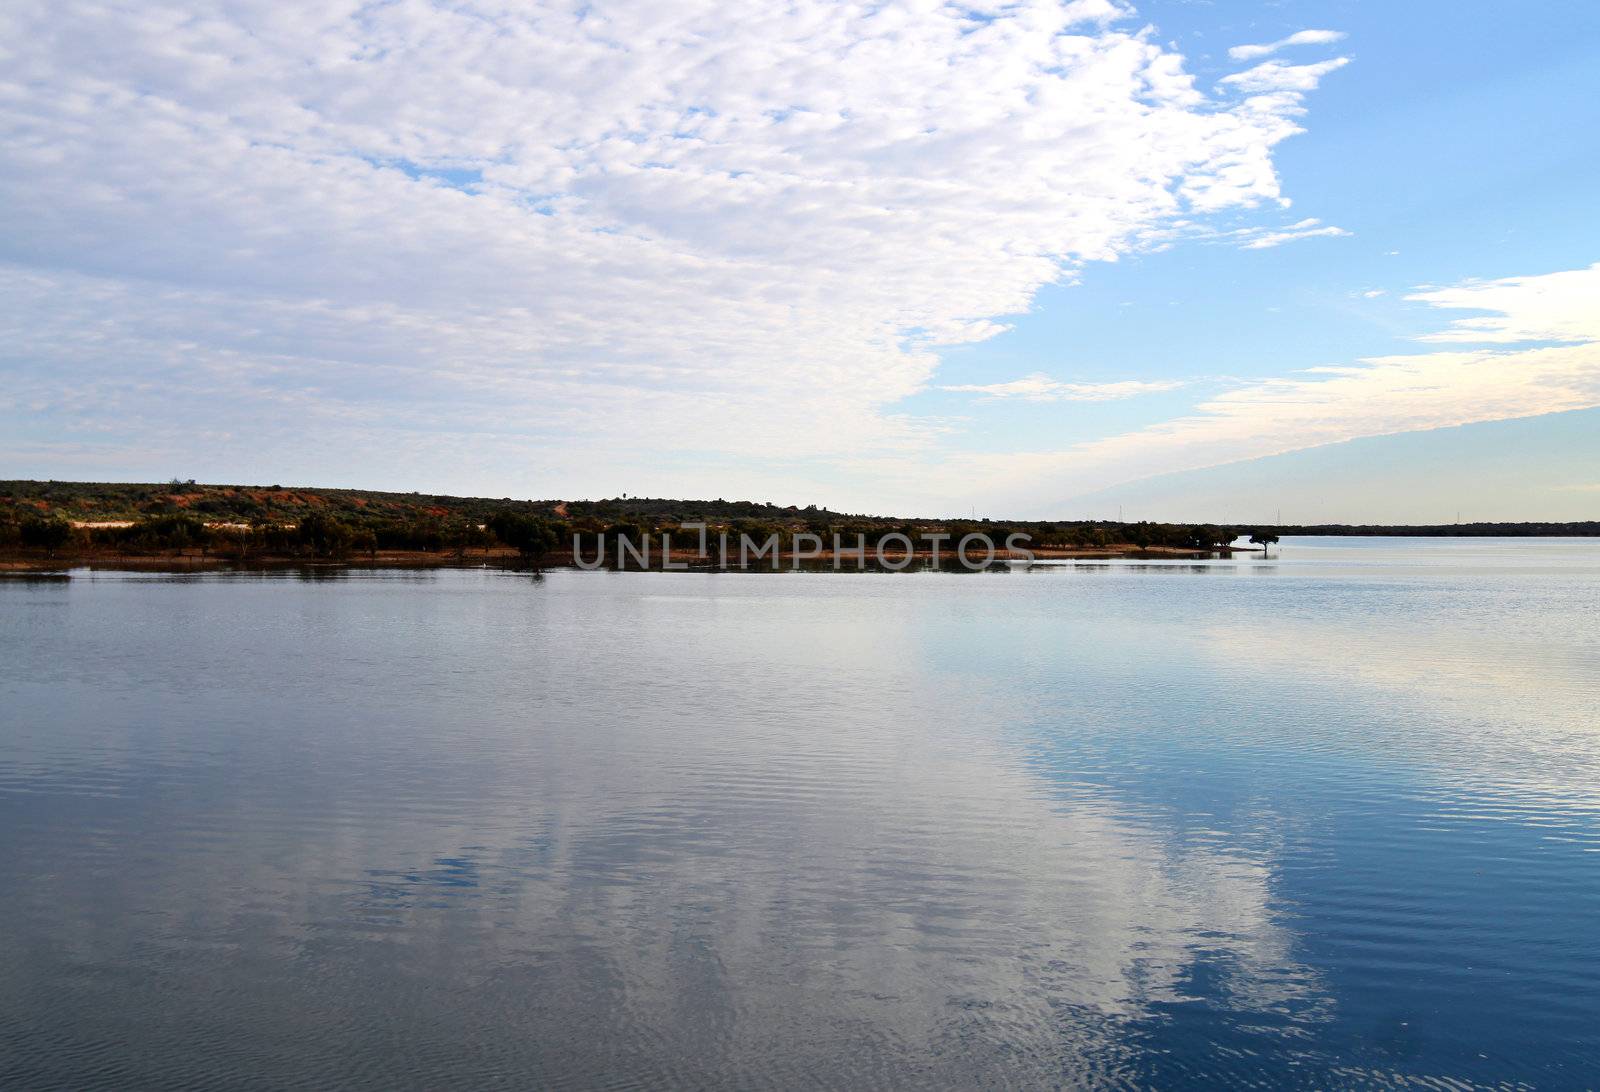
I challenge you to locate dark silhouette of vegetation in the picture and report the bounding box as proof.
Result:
[124,514,207,554]
[487,512,559,564]
[295,512,354,558]
[17,516,73,558]
[2,479,1595,570]
[1249,531,1280,553]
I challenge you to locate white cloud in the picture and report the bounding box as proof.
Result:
[1234,217,1351,250]
[1220,57,1351,94]
[943,374,1184,402]
[1228,29,1347,63]
[1410,266,1600,345]
[0,0,1347,502]
[954,264,1600,512]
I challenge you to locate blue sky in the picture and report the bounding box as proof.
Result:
[1,0,1597,520]
[911,0,1600,516]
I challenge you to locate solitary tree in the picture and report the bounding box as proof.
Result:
[1249,531,1281,555]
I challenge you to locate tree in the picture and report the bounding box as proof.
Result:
[20,517,72,558]
[295,512,353,558]
[488,511,559,565]
[132,514,206,555]
[1185,524,1232,550]
[1249,531,1280,555]
[210,526,255,561]
[444,519,488,560]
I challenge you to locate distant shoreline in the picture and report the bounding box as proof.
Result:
[4,480,1597,538]
[1,542,1260,575]
[4,479,1595,574]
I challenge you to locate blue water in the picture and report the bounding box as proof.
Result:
[2,538,1598,1088]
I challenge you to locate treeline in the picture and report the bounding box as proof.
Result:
[1,505,1262,565]
[0,510,566,563]
[5,480,1594,562]
[1,480,888,529]
[0,480,563,527]
[564,517,1245,551]
[0,480,922,530]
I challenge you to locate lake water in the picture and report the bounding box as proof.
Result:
[3,538,1599,1088]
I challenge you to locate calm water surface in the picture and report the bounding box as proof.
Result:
[3,538,1599,1088]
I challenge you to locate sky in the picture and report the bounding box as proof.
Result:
[1,0,1597,521]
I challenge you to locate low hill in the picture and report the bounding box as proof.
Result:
[2,479,1595,538]
[1,479,562,526]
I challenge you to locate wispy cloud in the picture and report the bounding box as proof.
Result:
[1221,57,1351,93]
[1229,30,1347,62]
[942,375,1185,402]
[1233,218,1352,250]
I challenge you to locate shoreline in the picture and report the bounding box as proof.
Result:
[0,543,1251,575]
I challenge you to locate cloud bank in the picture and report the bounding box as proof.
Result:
[0,0,1347,502]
